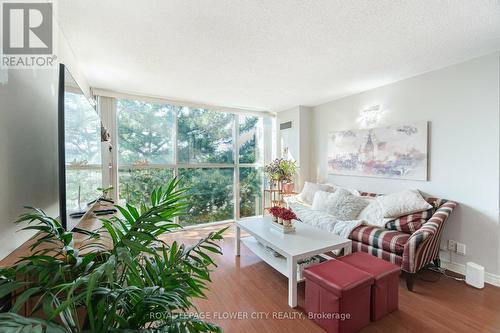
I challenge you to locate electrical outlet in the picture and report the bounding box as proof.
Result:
[457,243,466,255]
[448,240,457,251]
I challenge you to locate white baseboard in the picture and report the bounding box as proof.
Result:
[440,259,500,287]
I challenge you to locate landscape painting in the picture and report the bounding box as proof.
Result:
[327,122,428,180]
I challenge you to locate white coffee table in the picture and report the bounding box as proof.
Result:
[235,216,352,308]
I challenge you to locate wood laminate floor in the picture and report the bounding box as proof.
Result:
[161,223,500,333]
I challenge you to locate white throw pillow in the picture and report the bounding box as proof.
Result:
[299,182,334,204]
[324,183,360,196]
[311,190,336,212]
[358,199,392,227]
[377,189,432,218]
[326,189,369,220]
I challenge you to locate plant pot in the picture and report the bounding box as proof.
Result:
[282,182,295,193]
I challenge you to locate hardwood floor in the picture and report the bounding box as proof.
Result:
[161,223,500,333]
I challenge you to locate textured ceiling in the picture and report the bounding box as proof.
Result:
[57,0,500,111]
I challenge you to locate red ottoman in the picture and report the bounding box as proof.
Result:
[338,252,400,321]
[304,259,374,333]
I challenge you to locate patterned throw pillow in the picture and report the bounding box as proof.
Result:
[360,191,443,234]
[385,207,435,233]
[328,189,369,220]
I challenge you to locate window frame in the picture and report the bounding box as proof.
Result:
[114,100,268,227]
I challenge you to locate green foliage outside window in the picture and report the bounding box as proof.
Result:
[118,168,175,205]
[179,168,234,225]
[117,100,264,224]
[118,99,177,164]
[177,107,234,164]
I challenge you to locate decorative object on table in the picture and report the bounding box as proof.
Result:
[327,121,428,180]
[280,208,297,227]
[270,221,296,233]
[263,158,298,211]
[269,206,282,223]
[269,207,297,233]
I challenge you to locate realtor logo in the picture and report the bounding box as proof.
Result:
[2,2,53,54]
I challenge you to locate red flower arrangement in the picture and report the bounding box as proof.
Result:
[280,208,297,221]
[269,206,297,221]
[269,206,283,218]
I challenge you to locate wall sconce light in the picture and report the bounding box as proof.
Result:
[358,104,383,127]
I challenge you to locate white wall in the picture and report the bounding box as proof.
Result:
[0,4,91,260]
[311,52,500,277]
[277,106,312,190]
[0,68,60,259]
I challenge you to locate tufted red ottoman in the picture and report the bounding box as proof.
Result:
[338,252,400,321]
[304,259,373,333]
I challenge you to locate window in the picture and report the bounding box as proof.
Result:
[177,107,233,164]
[118,99,177,164]
[239,167,263,218]
[118,168,174,205]
[178,168,234,225]
[239,115,263,164]
[117,98,268,225]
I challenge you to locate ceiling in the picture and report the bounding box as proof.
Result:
[57,0,500,112]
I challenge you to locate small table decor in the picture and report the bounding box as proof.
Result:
[268,206,297,233]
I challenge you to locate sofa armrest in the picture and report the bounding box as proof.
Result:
[402,201,457,273]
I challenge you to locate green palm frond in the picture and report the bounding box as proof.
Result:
[0,177,225,333]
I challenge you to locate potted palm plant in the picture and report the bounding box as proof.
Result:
[0,178,226,333]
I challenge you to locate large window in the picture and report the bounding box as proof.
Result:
[117,99,267,225]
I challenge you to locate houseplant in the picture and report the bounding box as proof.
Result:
[280,208,297,227]
[264,158,298,193]
[0,177,226,333]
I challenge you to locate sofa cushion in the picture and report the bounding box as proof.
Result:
[377,189,433,218]
[313,189,369,220]
[385,208,434,233]
[311,190,336,211]
[358,199,393,228]
[350,226,410,255]
[299,182,334,204]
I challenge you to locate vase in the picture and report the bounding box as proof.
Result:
[282,182,295,194]
[272,215,278,223]
[278,217,283,225]
[283,219,292,227]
